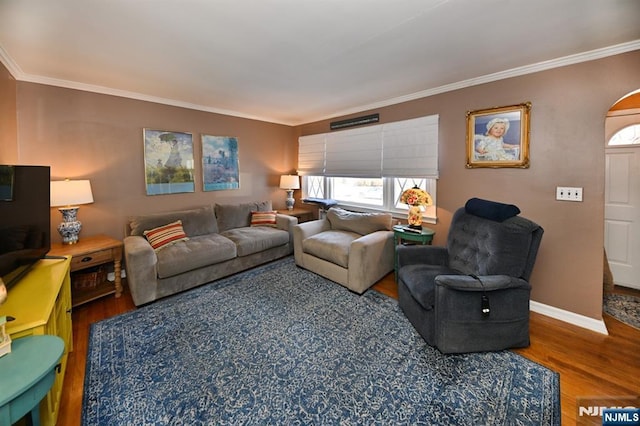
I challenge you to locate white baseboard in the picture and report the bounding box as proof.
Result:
[530,301,609,335]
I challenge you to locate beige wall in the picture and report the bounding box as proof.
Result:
[14,82,297,243]
[0,61,18,162]
[6,50,640,322]
[297,50,640,321]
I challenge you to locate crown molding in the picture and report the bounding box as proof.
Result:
[0,45,23,78]
[2,40,639,126]
[312,40,640,125]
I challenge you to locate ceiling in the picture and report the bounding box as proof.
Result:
[1,0,639,126]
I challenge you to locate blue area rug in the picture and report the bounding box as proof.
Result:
[83,257,560,425]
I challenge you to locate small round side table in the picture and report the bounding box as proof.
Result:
[0,335,64,426]
[393,225,435,282]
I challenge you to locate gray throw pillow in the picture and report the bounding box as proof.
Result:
[129,205,217,237]
[215,201,273,232]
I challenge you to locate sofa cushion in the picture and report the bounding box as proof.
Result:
[221,227,289,257]
[215,201,273,232]
[129,205,218,237]
[155,234,237,279]
[326,207,392,236]
[250,211,277,228]
[143,220,189,251]
[302,230,360,268]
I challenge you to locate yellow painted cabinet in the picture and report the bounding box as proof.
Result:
[0,257,72,426]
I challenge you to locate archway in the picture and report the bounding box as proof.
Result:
[604,90,640,292]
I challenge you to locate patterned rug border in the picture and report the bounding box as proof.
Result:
[82,257,560,425]
[604,293,640,330]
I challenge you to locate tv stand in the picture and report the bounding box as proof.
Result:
[44,255,67,260]
[0,256,72,426]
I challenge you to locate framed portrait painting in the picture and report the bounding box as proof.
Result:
[466,102,531,168]
[201,135,240,191]
[143,129,195,195]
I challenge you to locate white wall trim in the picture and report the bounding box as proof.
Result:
[2,40,639,126]
[319,40,640,125]
[0,44,22,78]
[530,301,609,335]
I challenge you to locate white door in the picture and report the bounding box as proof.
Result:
[604,147,640,289]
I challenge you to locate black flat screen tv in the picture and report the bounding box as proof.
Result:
[0,165,51,290]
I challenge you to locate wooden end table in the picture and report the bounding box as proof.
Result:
[393,225,435,282]
[48,234,124,307]
[277,208,314,223]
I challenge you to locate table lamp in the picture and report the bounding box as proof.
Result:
[50,179,94,244]
[400,186,432,229]
[279,175,300,210]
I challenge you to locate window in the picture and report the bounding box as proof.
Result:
[299,115,439,222]
[609,124,640,146]
[302,176,437,222]
[329,177,383,207]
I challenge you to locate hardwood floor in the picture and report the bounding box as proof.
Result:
[58,275,639,425]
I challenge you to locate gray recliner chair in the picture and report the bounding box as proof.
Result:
[397,198,543,354]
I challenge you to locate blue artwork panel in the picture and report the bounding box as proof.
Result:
[202,135,240,191]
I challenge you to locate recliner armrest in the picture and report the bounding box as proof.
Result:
[435,274,531,292]
[397,244,448,268]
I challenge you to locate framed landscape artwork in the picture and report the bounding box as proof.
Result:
[143,129,195,195]
[201,135,240,191]
[466,102,531,168]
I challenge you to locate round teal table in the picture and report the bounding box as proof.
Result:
[393,225,435,282]
[0,335,64,426]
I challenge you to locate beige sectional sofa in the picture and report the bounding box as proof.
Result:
[124,201,296,306]
[293,207,395,294]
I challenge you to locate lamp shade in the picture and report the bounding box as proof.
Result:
[279,175,300,190]
[50,179,94,207]
[400,186,432,206]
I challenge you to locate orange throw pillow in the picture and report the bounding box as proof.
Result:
[143,220,189,251]
[250,211,277,228]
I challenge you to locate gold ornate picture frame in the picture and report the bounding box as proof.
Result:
[466,102,531,168]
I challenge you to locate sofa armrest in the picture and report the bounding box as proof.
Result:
[276,213,297,231]
[397,244,448,268]
[293,219,330,266]
[123,235,159,306]
[276,213,298,246]
[347,230,395,294]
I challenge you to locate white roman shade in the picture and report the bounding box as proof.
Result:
[325,126,382,177]
[298,114,439,178]
[382,115,439,178]
[297,134,325,176]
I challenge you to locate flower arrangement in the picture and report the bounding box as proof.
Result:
[400,186,432,206]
